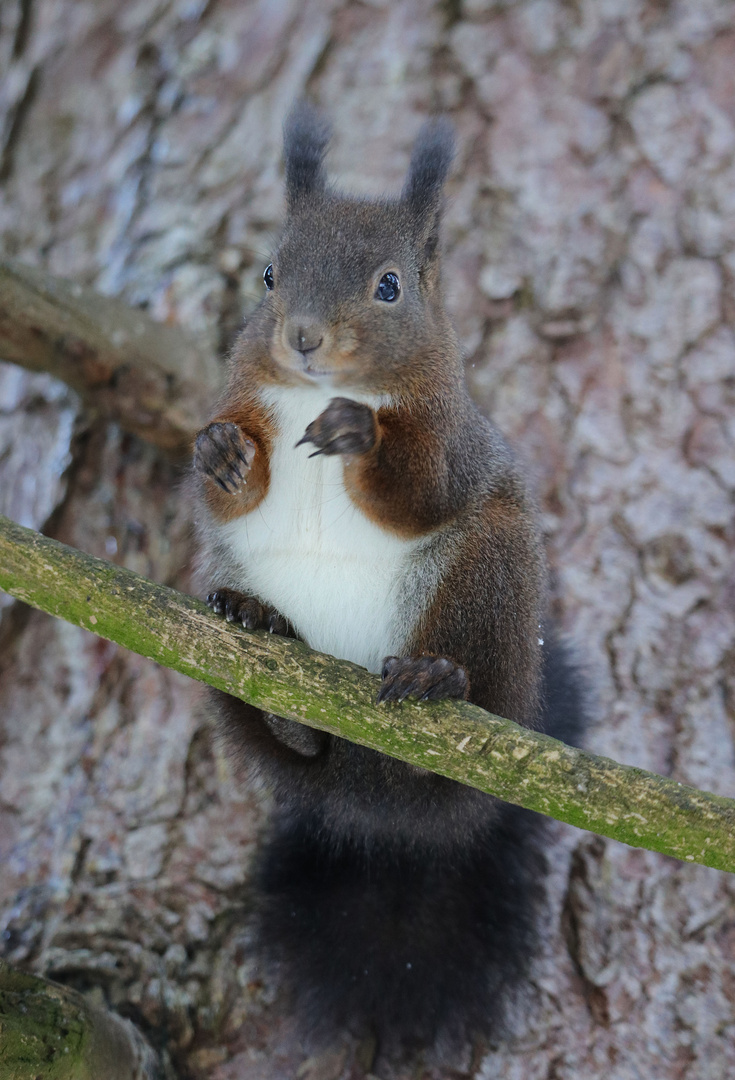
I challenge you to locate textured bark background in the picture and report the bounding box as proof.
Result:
[1,1,734,1078]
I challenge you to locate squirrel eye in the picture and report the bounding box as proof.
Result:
[376,272,400,303]
[263,263,274,290]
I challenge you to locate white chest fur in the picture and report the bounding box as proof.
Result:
[218,385,430,674]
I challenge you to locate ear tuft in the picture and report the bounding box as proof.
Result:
[283,102,331,207]
[402,118,456,222]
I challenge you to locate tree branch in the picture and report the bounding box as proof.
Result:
[0,960,163,1080]
[1,512,734,873]
[0,260,221,455]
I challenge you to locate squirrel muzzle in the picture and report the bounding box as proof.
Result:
[273,313,359,385]
[284,315,324,356]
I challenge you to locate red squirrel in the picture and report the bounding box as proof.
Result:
[193,105,586,1059]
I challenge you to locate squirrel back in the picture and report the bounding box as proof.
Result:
[193,104,588,1063]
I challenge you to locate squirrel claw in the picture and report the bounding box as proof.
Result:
[377,655,469,704]
[206,588,296,638]
[297,397,377,457]
[194,422,255,493]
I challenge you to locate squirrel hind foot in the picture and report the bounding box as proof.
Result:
[206,589,295,637]
[377,655,469,703]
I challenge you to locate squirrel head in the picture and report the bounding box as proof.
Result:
[252,103,459,396]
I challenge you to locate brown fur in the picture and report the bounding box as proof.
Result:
[413,494,544,725]
[197,389,274,523]
[342,397,467,537]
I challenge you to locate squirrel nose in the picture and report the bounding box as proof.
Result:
[285,318,324,355]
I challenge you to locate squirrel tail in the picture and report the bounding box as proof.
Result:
[251,632,587,1056]
[255,804,546,1056]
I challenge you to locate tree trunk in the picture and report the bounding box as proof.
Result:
[1,1,734,1078]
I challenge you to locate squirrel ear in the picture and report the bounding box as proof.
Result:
[402,118,455,258]
[283,102,331,207]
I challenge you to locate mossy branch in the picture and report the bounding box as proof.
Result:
[0,960,163,1080]
[1,513,735,873]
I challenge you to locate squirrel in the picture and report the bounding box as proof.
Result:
[192,104,586,1060]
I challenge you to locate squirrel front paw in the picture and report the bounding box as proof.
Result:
[194,422,256,493]
[207,588,295,636]
[296,397,377,457]
[377,655,469,703]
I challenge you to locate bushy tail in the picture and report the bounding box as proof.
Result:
[539,629,589,748]
[255,805,546,1056]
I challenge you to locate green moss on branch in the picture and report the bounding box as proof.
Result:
[0,961,162,1080]
[1,513,735,873]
